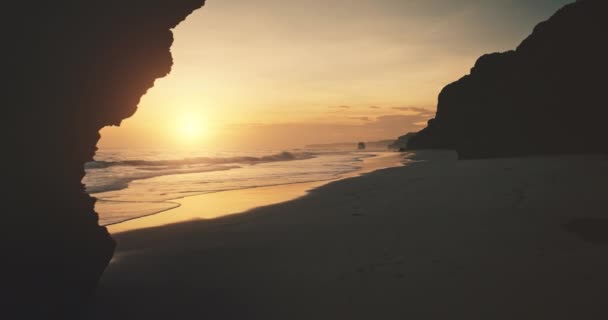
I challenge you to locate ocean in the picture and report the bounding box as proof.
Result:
[84,149,376,225]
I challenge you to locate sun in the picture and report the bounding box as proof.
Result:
[175,114,206,142]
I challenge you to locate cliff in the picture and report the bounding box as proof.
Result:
[5,1,205,317]
[407,0,608,158]
[388,132,418,151]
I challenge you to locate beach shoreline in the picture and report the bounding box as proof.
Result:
[94,150,608,319]
[107,151,405,234]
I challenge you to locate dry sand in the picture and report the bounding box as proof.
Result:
[92,150,608,319]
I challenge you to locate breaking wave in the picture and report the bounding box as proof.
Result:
[84,152,316,194]
[85,151,315,169]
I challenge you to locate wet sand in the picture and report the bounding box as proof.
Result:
[108,152,404,234]
[93,150,608,319]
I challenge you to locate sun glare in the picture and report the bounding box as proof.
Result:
[175,114,206,143]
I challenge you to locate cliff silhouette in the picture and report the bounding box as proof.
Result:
[388,132,417,151]
[5,1,205,317]
[407,0,608,158]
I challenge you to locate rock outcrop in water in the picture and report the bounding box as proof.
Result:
[5,1,205,317]
[407,0,608,159]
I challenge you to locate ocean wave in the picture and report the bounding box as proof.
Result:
[85,164,241,194]
[85,151,315,169]
[85,152,317,195]
[86,150,373,225]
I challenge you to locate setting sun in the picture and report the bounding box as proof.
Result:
[174,113,207,143]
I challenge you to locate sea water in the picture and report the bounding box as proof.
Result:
[84,149,373,225]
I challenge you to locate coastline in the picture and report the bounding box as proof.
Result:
[107,151,405,234]
[94,150,608,319]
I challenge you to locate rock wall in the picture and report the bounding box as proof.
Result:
[5,1,205,317]
[407,0,608,159]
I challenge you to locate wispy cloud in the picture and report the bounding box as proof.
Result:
[222,112,435,148]
[391,106,435,116]
[347,116,372,121]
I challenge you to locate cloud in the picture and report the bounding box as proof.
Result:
[347,116,372,121]
[391,106,435,116]
[327,105,353,113]
[369,106,381,109]
[222,112,435,148]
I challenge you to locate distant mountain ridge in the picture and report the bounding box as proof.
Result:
[407,0,608,158]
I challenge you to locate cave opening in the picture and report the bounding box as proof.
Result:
[86,0,447,228]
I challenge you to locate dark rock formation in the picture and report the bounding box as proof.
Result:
[407,0,608,159]
[388,132,417,151]
[5,1,204,317]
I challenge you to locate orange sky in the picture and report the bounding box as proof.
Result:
[99,0,571,150]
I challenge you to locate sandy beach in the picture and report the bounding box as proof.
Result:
[92,150,608,319]
[107,152,405,234]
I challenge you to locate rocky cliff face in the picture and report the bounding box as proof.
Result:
[5,1,204,317]
[407,0,608,158]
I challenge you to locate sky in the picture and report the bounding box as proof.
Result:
[99,0,573,150]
